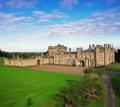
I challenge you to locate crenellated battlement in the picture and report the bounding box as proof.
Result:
[4,44,115,67]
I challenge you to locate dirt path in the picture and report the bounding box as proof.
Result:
[102,73,116,107]
[30,65,119,107]
[30,65,84,76]
[103,71,120,107]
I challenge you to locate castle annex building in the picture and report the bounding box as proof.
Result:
[4,44,115,67]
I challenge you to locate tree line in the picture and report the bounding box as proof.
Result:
[115,49,120,63]
[0,50,12,58]
[0,49,48,59]
[0,49,120,63]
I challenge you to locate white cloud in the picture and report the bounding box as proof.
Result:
[0,6,120,38]
[0,0,38,8]
[33,10,67,22]
[60,0,78,9]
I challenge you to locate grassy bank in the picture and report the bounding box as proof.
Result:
[111,77,120,107]
[108,63,120,72]
[0,66,81,107]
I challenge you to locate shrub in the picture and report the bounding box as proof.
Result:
[95,68,104,79]
[83,67,94,76]
[55,78,103,107]
[26,97,33,107]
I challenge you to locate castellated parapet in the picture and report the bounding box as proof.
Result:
[4,44,115,67]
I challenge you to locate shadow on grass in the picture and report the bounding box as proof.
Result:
[26,97,33,107]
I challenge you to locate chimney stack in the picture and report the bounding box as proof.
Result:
[69,48,71,53]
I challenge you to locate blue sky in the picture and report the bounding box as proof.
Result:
[0,0,120,52]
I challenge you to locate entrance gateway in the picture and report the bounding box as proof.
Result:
[37,59,40,65]
[79,60,85,67]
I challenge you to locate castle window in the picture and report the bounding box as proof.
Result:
[80,54,82,58]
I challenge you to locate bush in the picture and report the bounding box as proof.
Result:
[83,67,94,76]
[94,68,104,79]
[55,78,103,107]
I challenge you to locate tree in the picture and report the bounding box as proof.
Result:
[115,49,120,63]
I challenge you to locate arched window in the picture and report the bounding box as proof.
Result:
[37,59,40,65]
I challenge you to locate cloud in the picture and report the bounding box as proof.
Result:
[0,0,37,8]
[0,6,120,38]
[84,2,93,8]
[107,0,120,3]
[60,0,78,9]
[33,11,68,22]
[0,12,33,33]
[42,6,120,38]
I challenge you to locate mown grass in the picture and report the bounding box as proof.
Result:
[108,63,120,72]
[111,77,120,107]
[0,65,82,107]
[0,57,4,66]
[0,57,104,107]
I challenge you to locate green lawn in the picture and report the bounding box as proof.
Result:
[108,63,120,72]
[0,58,104,107]
[111,77,120,107]
[0,66,81,107]
[0,57,4,66]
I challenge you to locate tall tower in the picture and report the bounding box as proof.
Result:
[12,53,19,59]
[112,45,115,63]
[104,44,108,66]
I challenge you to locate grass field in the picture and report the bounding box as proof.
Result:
[0,57,4,66]
[0,58,104,107]
[111,77,120,107]
[108,63,120,72]
[0,65,81,107]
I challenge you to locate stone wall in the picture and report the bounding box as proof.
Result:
[4,58,37,67]
[4,44,115,67]
[54,53,76,65]
[4,57,54,67]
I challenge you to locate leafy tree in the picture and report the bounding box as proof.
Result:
[43,51,48,56]
[115,49,120,63]
[0,49,12,58]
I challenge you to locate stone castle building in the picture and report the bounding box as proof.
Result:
[4,44,115,67]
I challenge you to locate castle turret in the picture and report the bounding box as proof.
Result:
[89,45,91,50]
[92,44,95,49]
[69,48,71,53]
[12,53,19,59]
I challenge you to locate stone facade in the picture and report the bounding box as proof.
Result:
[4,44,115,67]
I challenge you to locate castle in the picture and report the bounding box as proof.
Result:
[4,44,115,67]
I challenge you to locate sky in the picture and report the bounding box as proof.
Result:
[0,0,120,52]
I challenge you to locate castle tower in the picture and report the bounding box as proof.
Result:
[69,48,71,53]
[48,44,67,57]
[89,45,91,51]
[77,48,83,58]
[12,53,19,59]
[104,44,114,66]
[92,44,95,49]
[95,46,99,67]
[112,45,115,63]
